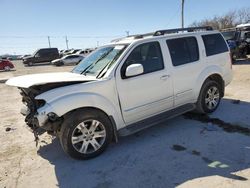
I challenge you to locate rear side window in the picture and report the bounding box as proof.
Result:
[202,34,228,56]
[166,37,199,66]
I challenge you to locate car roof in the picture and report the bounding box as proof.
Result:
[110,26,219,45]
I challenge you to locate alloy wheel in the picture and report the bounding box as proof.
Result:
[205,86,220,110]
[71,119,106,154]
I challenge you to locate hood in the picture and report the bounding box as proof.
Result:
[6,72,96,88]
[23,55,33,60]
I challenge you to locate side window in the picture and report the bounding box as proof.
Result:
[39,49,50,56]
[202,34,228,56]
[36,50,43,57]
[167,37,199,66]
[121,41,164,78]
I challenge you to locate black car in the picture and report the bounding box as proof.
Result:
[23,48,59,66]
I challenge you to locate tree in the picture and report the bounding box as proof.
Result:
[190,8,250,30]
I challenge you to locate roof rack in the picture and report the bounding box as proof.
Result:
[153,26,213,36]
[111,26,213,43]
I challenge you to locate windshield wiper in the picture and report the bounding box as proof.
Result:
[96,51,122,79]
[80,49,113,75]
[96,46,127,79]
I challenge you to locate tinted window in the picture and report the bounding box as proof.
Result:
[122,42,164,78]
[67,55,78,59]
[202,34,228,56]
[167,37,199,66]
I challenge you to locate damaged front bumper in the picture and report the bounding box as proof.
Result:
[21,102,62,135]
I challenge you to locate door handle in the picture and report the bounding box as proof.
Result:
[160,75,170,80]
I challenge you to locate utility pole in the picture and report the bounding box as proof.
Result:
[125,31,130,36]
[181,0,185,28]
[65,36,69,49]
[47,36,51,48]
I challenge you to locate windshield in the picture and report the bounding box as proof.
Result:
[221,31,236,40]
[72,45,127,77]
[32,49,39,56]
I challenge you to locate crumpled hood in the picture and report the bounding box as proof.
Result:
[6,72,96,88]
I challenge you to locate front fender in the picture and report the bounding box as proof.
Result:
[36,92,124,129]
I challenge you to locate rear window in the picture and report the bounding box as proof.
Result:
[166,37,199,66]
[202,34,228,56]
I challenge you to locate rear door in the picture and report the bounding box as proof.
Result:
[166,36,202,106]
[116,41,174,124]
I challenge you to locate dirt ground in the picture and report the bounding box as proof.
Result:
[0,60,250,188]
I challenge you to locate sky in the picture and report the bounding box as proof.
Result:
[0,0,249,55]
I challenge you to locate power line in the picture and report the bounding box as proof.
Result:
[0,35,123,39]
[165,4,181,27]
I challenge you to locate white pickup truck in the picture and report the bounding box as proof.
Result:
[6,27,233,159]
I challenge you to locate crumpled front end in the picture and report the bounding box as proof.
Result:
[20,87,62,135]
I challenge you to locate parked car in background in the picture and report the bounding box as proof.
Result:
[52,54,84,66]
[77,48,95,56]
[6,26,233,159]
[221,30,238,62]
[0,55,20,61]
[61,49,80,56]
[69,49,81,54]
[23,48,59,66]
[221,23,250,61]
[0,59,14,71]
[19,54,31,60]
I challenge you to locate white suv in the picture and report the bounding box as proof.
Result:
[6,26,233,159]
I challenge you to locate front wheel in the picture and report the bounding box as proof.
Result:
[195,80,222,114]
[59,109,113,159]
[4,66,10,71]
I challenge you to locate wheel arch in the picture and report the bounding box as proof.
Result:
[62,106,119,142]
[195,66,225,100]
[37,92,123,138]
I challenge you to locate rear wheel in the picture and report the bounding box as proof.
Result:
[59,109,113,159]
[195,80,222,114]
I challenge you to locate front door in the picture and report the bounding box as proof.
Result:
[116,41,174,124]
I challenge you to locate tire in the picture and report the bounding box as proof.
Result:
[59,109,113,160]
[4,66,10,71]
[28,62,33,66]
[195,80,222,114]
[56,61,63,66]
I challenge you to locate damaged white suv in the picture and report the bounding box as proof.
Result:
[6,27,233,159]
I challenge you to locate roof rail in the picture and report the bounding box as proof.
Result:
[154,26,213,36]
[111,26,213,43]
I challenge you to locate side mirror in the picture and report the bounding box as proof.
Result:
[125,64,144,77]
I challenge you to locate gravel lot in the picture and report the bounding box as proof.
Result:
[0,60,250,188]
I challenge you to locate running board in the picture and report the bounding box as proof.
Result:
[118,103,196,137]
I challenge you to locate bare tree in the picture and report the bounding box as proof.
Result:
[190,8,250,30]
[237,7,250,24]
